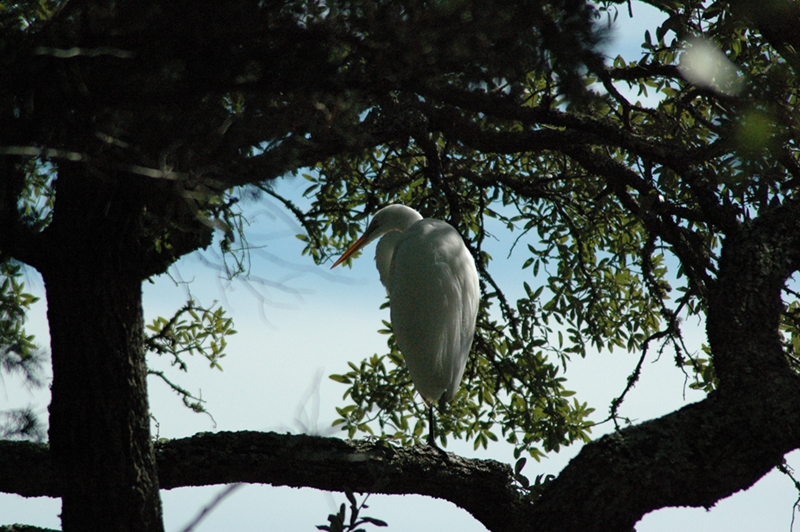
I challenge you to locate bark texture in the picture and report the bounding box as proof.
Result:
[528,201,800,531]
[3,2,800,531]
[0,432,524,532]
[38,166,164,532]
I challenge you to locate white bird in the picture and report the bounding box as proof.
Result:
[331,204,480,446]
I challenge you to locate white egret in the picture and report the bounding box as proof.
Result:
[331,204,480,446]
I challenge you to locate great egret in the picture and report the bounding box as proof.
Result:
[331,204,479,446]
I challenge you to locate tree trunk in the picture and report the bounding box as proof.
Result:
[40,165,164,532]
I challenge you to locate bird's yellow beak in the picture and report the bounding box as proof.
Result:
[331,234,368,269]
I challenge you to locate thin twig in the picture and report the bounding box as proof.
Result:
[180,483,244,532]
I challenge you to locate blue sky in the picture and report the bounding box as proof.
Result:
[3,2,800,530]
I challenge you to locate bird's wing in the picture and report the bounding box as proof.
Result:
[389,219,479,404]
[374,231,403,292]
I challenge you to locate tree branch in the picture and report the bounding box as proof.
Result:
[5,381,800,532]
[0,440,56,498]
[0,432,524,532]
[727,0,800,74]
[707,199,800,387]
[156,431,524,529]
[530,199,800,531]
[531,380,800,532]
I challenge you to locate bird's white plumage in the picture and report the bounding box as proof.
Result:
[332,204,479,407]
[388,218,479,403]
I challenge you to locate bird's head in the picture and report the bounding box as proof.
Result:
[331,204,422,269]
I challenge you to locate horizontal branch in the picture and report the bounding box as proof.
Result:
[157,432,523,530]
[4,379,800,532]
[0,440,56,498]
[607,63,681,81]
[0,432,525,532]
[420,87,719,170]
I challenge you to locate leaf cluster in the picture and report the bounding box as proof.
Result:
[0,261,44,389]
[277,0,800,460]
[4,0,800,483]
[317,491,387,532]
[145,300,237,415]
[0,407,46,442]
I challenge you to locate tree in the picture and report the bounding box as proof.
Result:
[2,0,800,531]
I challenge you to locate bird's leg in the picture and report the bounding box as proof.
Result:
[427,403,436,447]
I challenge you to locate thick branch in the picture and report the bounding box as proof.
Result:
[728,0,800,73]
[223,118,406,188]
[0,432,524,532]
[421,89,723,170]
[531,200,800,531]
[6,386,800,532]
[425,101,738,235]
[607,63,681,82]
[0,441,56,498]
[707,200,800,386]
[156,432,523,529]
[531,379,800,531]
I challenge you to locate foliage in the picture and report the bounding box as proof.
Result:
[0,408,46,442]
[2,0,800,527]
[4,0,796,462]
[266,0,800,460]
[317,492,388,532]
[0,261,44,389]
[145,300,237,415]
[0,259,46,443]
[145,300,236,372]
[0,0,615,457]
